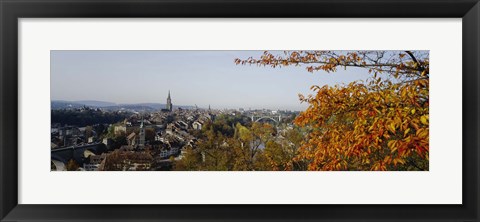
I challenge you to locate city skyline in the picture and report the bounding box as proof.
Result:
[51,50,429,172]
[51,50,374,111]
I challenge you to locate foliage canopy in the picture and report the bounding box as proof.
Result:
[236,51,429,171]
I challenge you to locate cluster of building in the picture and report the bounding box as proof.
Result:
[51,91,299,171]
[50,124,101,149]
[51,91,219,171]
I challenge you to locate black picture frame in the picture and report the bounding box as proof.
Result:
[1,0,479,221]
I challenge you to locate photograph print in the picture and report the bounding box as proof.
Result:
[50,50,429,171]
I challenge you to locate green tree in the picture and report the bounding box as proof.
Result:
[233,122,275,170]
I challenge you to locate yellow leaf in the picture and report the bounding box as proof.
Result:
[384,156,391,162]
[411,109,415,115]
[418,130,428,138]
[404,128,411,137]
[394,158,405,165]
[388,140,396,149]
[420,115,428,125]
[390,123,396,133]
[416,129,423,137]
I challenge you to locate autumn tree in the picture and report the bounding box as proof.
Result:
[175,125,237,171]
[103,150,121,171]
[263,128,307,171]
[232,122,279,170]
[175,121,281,171]
[197,129,235,170]
[261,141,286,170]
[236,51,429,171]
[174,147,202,171]
[66,159,80,171]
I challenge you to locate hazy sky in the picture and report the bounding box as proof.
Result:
[51,50,373,111]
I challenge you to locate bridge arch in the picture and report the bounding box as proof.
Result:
[251,114,282,123]
[254,117,278,123]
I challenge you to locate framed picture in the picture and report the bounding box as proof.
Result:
[1,0,478,221]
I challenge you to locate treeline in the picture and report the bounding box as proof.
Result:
[51,108,130,126]
[175,114,308,171]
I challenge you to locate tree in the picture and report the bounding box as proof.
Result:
[234,123,254,170]
[234,122,275,170]
[283,128,308,170]
[66,159,80,171]
[111,134,127,150]
[176,121,281,171]
[51,108,130,126]
[174,147,202,171]
[106,125,115,138]
[196,129,232,170]
[262,141,286,170]
[236,51,429,171]
[145,128,156,142]
[103,150,124,171]
[85,125,94,138]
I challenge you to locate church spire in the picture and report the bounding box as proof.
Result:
[166,90,173,112]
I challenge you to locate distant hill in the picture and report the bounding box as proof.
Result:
[51,100,116,109]
[74,100,117,107]
[117,103,166,110]
[51,100,195,111]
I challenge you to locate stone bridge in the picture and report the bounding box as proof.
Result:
[251,114,282,124]
[51,142,107,165]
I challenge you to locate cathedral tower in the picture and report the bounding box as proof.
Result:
[166,90,173,112]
